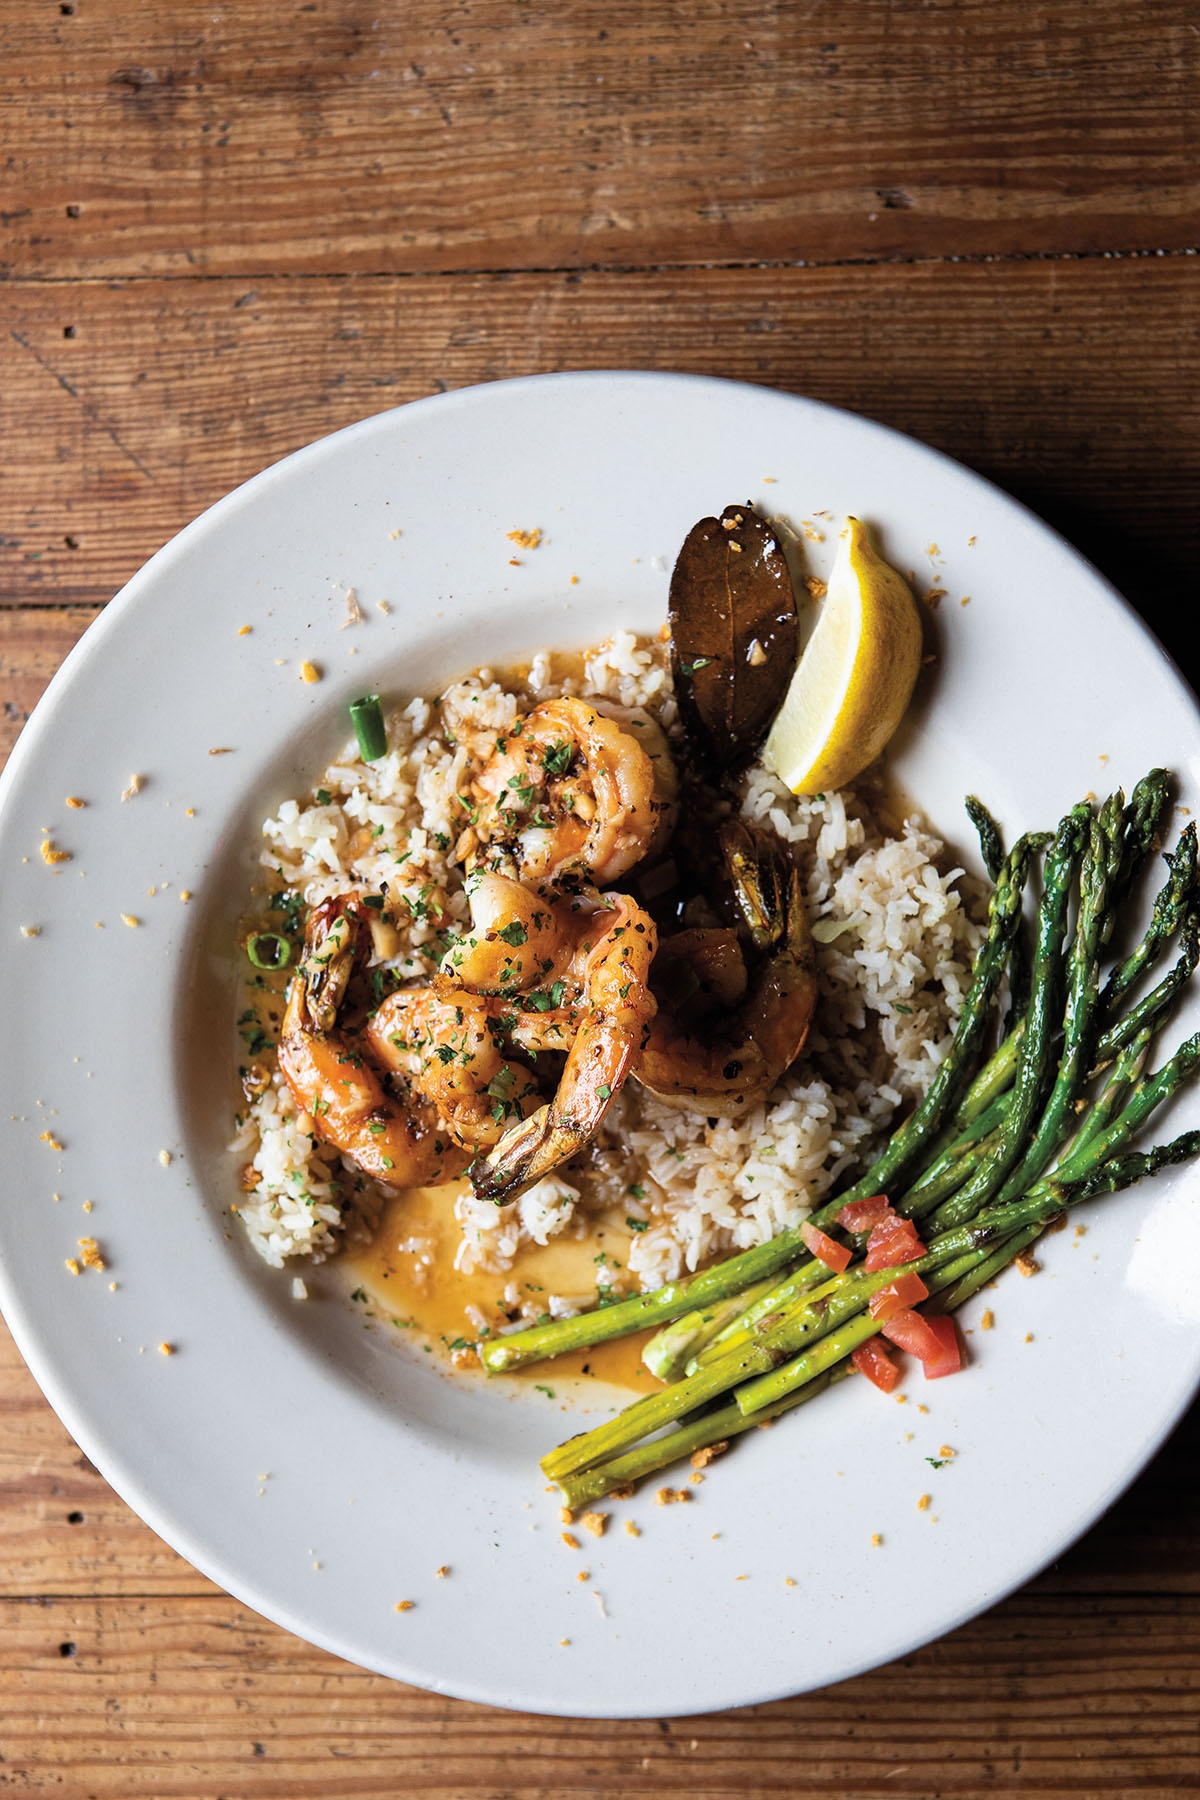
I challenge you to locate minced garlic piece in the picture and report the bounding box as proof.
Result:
[560,1532,579,1550]
[580,1512,608,1538]
[20,925,40,938]
[158,1341,174,1356]
[394,1600,414,1613]
[40,838,70,865]
[65,796,85,809]
[506,527,542,549]
[980,1309,994,1330]
[121,914,140,928]
[121,774,144,800]
[40,1131,63,1151]
[77,1238,105,1271]
[624,1520,640,1538]
[918,1494,931,1512]
[299,661,321,684]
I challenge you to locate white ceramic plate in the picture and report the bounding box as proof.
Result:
[2,373,1199,1718]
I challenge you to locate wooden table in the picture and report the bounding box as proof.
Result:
[3,2,1198,1791]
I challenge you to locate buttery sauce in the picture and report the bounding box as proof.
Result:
[343,1181,662,1395]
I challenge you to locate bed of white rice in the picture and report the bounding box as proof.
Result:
[231,631,986,1302]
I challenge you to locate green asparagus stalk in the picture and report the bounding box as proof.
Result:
[1105,768,1173,940]
[986,793,1126,1207]
[1100,822,1196,1016]
[641,1273,782,1382]
[1095,907,1199,1064]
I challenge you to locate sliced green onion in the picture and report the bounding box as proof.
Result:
[350,694,387,762]
[246,932,293,971]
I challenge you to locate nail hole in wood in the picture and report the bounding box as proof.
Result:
[67,1509,85,1522]
[59,1642,77,1657]
[65,204,81,219]
[63,325,76,338]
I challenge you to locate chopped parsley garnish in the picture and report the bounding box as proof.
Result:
[523,980,566,1012]
[542,741,572,777]
[496,920,528,948]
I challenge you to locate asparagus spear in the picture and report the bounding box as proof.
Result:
[1100,822,1197,1016]
[544,1030,1200,1487]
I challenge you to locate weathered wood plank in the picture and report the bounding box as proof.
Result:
[0,1593,1195,1798]
[3,256,1198,673]
[5,0,1199,281]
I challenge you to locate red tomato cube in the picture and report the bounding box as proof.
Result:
[799,1221,852,1273]
[919,1314,963,1379]
[864,1215,927,1272]
[878,1307,944,1361]
[837,1194,894,1235]
[850,1336,901,1393]
[867,1271,930,1323]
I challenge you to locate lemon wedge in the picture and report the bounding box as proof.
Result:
[763,516,923,794]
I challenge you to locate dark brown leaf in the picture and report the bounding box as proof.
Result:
[668,502,798,769]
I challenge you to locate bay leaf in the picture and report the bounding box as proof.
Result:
[668,502,799,769]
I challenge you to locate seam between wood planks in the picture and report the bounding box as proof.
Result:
[6,244,1199,287]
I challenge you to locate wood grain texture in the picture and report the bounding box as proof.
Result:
[5,0,1200,1791]
[4,0,1199,281]
[4,254,1199,672]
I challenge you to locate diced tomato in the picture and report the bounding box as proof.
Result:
[799,1221,852,1273]
[867,1271,930,1323]
[837,1194,894,1234]
[864,1214,927,1272]
[878,1307,947,1362]
[918,1314,963,1380]
[851,1336,901,1394]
